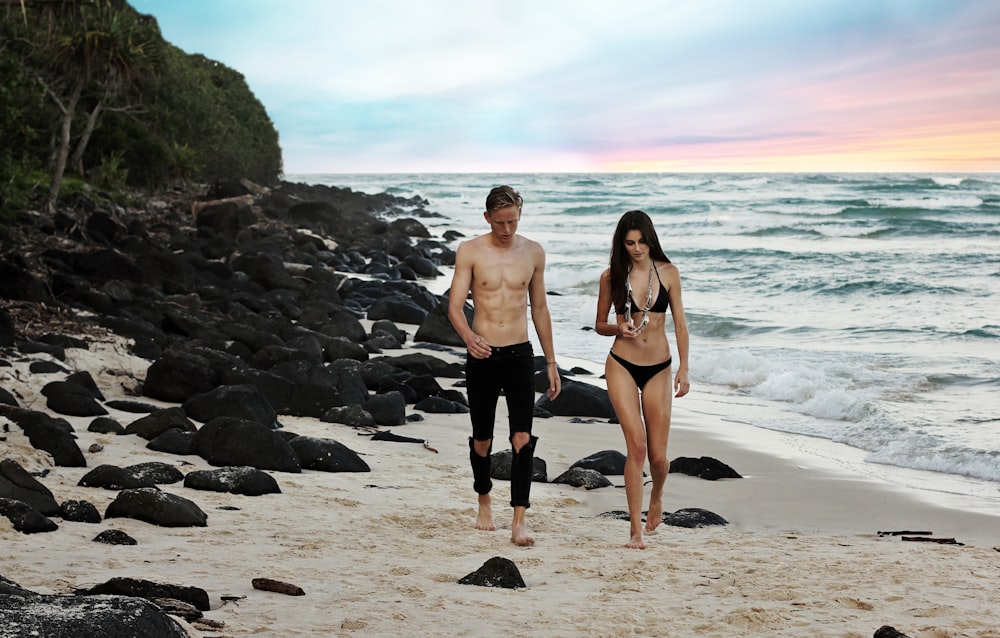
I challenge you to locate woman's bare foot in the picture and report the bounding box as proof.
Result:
[626,520,646,549]
[645,499,663,533]
[475,494,496,531]
[625,531,646,550]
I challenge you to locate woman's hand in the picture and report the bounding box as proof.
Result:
[617,321,639,339]
[674,369,690,397]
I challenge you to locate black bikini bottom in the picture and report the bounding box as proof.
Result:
[609,351,672,390]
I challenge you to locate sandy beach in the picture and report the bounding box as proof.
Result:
[2,331,999,638]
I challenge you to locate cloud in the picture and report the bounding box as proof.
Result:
[132,0,1000,172]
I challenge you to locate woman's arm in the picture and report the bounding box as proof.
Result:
[664,263,690,397]
[594,269,626,337]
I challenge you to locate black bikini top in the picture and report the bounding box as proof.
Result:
[628,268,670,314]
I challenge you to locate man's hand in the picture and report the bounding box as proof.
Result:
[466,334,492,359]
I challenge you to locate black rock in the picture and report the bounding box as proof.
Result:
[93,529,138,545]
[489,449,547,483]
[0,497,59,533]
[0,458,59,515]
[88,416,125,434]
[40,380,108,417]
[0,592,189,637]
[183,383,278,428]
[183,466,281,496]
[659,507,729,528]
[124,407,197,440]
[104,487,207,528]
[669,456,742,480]
[458,556,526,589]
[77,576,210,612]
[551,467,613,490]
[59,499,102,523]
[78,462,184,491]
[288,436,371,473]
[3,408,85,467]
[192,416,301,473]
[534,379,616,419]
[365,391,406,426]
[570,450,627,476]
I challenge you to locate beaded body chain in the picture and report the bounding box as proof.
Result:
[623,263,654,333]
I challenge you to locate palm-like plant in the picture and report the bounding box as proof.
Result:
[34,0,156,211]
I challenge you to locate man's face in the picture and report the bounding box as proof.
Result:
[485,205,521,244]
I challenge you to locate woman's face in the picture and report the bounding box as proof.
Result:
[623,229,648,262]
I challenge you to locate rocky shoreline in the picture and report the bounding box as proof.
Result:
[0,180,482,635]
[1,181,992,638]
[3,179,730,636]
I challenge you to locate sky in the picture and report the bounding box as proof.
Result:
[129,0,1000,175]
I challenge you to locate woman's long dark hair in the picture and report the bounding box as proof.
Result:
[608,210,671,315]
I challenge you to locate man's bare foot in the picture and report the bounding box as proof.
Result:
[510,506,534,546]
[625,532,646,550]
[511,522,535,546]
[645,499,663,533]
[475,494,496,531]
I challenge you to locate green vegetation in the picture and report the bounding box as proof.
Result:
[0,0,283,218]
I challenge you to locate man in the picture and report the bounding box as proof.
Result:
[447,185,561,546]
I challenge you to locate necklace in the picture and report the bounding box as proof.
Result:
[624,263,653,333]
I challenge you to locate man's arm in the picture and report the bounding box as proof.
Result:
[528,244,561,399]
[448,242,491,359]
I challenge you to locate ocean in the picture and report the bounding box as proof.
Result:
[288,172,1000,508]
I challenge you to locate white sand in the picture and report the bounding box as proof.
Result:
[2,336,999,638]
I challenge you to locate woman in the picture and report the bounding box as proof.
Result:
[594,210,690,549]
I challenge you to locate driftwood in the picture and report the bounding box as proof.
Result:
[251,578,305,596]
[877,530,932,536]
[363,428,439,453]
[152,597,202,621]
[191,194,255,216]
[900,536,963,545]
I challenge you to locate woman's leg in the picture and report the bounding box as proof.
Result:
[639,368,673,532]
[605,355,647,549]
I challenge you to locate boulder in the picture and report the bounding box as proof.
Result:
[0,458,59,515]
[124,407,197,441]
[669,456,742,480]
[183,383,277,427]
[551,467,614,490]
[365,391,406,426]
[104,487,207,527]
[0,497,58,533]
[489,449,547,483]
[2,408,86,467]
[183,466,281,496]
[142,350,221,403]
[458,556,525,589]
[40,380,108,417]
[535,379,615,419]
[570,450,627,476]
[192,417,301,473]
[414,299,467,347]
[0,592,189,638]
[59,499,102,523]
[78,462,184,490]
[78,576,210,612]
[288,436,370,473]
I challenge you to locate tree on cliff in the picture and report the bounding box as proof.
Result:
[0,0,282,216]
[11,0,157,212]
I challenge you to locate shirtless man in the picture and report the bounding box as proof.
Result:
[447,185,561,546]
